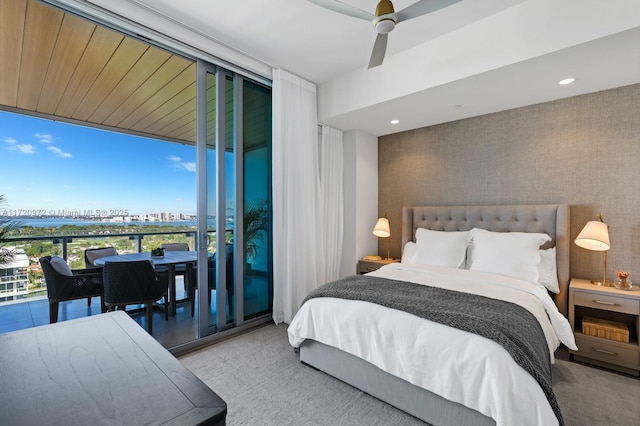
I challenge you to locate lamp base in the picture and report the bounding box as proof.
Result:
[591,280,613,287]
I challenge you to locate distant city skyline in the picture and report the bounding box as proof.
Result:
[1,210,197,221]
[1,110,199,215]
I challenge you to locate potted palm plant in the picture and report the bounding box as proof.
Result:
[243,200,268,270]
[0,195,20,267]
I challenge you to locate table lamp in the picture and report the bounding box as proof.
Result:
[373,213,391,260]
[574,213,611,286]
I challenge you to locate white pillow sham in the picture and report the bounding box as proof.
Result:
[538,247,559,293]
[401,241,417,263]
[413,228,471,268]
[468,228,551,285]
[465,242,559,293]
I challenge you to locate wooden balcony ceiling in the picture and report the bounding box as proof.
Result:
[1,0,199,144]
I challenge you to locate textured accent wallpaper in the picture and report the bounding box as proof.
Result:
[378,83,640,282]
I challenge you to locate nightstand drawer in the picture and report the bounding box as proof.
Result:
[575,335,640,366]
[357,259,399,274]
[574,291,640,315]
[359,261,385,274]
[360,265,380,274]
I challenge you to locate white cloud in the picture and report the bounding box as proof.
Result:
[180,162,196,172]
[168,155,195,172]
[35,133,54,144]
[16,144,36,154]
[4,137,36,154]
[48,146,72,158]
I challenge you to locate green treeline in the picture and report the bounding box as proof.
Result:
[10,224,199,270]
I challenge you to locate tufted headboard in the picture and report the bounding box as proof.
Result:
[401,204,570,317]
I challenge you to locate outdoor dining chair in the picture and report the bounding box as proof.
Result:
[102,259,169,334]
[39,255,105,323]
[187,244,234,318]
[160,242,190,290]
[84,246,118,269]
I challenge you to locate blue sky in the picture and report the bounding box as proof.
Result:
[1,110,198,216]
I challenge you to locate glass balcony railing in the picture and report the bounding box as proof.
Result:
[1,229,221,305]
[1,274,28,282]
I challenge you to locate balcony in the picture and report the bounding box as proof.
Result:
[1,0,272,351]
[0,227,270,350]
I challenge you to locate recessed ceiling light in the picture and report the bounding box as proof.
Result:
[390,119,400,124]
[559,78,575,85]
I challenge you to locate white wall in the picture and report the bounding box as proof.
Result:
[340,129,378,277]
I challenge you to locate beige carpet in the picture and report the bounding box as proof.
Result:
[179,324,640,426]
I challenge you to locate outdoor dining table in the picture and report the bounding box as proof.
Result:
[95,250,197,316]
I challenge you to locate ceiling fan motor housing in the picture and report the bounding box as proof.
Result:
[375,18,396,34]
[375,0,396,34]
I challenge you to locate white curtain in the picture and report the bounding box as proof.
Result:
[272,69,322,324]
[272,69,345,324]
[318,125,344,283]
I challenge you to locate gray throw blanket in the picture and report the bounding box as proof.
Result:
[303,274,564,426]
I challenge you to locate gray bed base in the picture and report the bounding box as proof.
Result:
[299,204,570,426]
[300,339,495,426]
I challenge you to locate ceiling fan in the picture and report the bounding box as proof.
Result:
[307,0,462,68]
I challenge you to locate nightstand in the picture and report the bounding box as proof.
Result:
[357,258,399,274]
[568,278,640,375]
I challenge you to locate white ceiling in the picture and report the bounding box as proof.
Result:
[94,0,640,136]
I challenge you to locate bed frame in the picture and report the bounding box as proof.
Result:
[300,204,570,426]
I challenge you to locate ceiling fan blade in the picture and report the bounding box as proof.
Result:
[394,0,462,24]
[368,33,388,69]
[306,0,374,21]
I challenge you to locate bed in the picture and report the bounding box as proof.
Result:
[288,204,576,426]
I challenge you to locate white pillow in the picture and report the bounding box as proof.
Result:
[466,241,559,292]
[468,228,551,284]
[538,247,559,293]
[401,241,417,263]
[413,228,471,268]
[50,256,73,276]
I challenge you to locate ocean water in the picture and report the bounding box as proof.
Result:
[17,218,198,228]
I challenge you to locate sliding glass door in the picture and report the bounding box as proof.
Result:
[196,62,272,337]
[242,80,272,320]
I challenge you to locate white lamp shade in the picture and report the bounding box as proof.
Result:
[575,220,610,251]
[373,217,391,238]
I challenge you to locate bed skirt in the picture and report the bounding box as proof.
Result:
[299,339,495,426]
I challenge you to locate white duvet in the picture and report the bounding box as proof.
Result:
[288,263,577,426]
